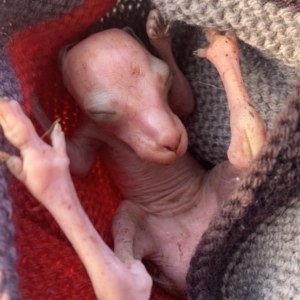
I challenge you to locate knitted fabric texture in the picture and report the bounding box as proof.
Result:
[149,0,300,299]
[0,0,300,300]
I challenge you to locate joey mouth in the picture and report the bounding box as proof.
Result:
[134,130,188,165]
[114,113,189,165]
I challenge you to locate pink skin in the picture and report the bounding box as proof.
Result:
[60,23,194,173]
[0,10,266,300]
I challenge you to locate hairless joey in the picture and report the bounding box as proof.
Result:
[0,9,266,300]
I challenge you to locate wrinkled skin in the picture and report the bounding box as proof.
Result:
[0,9,266,300]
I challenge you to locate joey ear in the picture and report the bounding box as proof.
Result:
[122,26,147,49]
[58,42,78,69]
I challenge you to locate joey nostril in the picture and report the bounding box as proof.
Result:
[164,146,174,152]
[162,136,181,153]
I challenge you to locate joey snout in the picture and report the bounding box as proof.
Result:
[118,108,188,164]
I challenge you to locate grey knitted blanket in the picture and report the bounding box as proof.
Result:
[148,1,300,299]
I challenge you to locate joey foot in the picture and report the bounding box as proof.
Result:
[146,9,172,52]
[194,29,266,170]
[194,28,239,65]
[0,98,152,300]
[146,9,172,41]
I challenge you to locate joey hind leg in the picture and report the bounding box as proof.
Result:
[112,201,155,297]
[0,98,151,300]
[194,29,266,170]
[112,200,155,268]
[146,9,194,116]
[113,201,185,298]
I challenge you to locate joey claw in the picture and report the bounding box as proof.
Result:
[205,28,222,43]
[41,118,61,140]
[0,151,10,162]
[50,120,67,153]
[193,48,207,58]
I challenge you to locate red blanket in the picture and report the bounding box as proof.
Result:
[7,0,171,298]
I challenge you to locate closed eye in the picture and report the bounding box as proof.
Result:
[87,109,116,116]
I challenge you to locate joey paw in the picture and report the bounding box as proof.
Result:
[194,28,239,65]
[0,99,71,203]
[146,9,172,40]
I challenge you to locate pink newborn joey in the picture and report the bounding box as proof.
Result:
[0,9,266,300]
